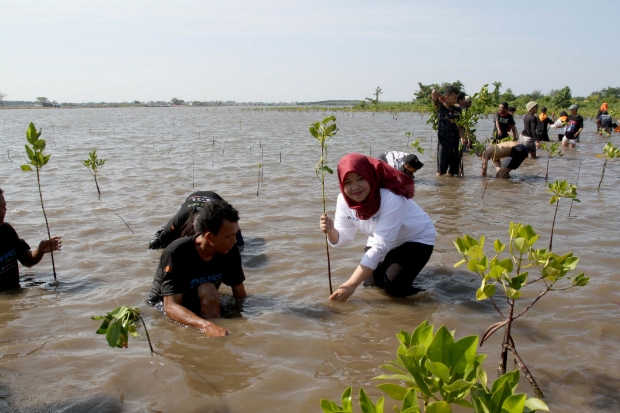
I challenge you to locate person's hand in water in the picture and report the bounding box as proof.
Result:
[201,324,229,337]
[329,285,355,301]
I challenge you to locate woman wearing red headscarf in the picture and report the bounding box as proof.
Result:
[319,153,436,301]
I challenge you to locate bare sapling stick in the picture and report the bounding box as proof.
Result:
[569,160,582,217]
[116,214,135,234]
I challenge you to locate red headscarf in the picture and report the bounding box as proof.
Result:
[601,103,609,112]
[337,153,414,220]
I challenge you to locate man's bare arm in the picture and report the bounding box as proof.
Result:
[232,283,247,299]
[163,294,221,332]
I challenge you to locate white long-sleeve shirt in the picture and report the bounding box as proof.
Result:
[329,189,436,270]
[552,119,567,135]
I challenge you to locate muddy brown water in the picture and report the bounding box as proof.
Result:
[0,108,619,412]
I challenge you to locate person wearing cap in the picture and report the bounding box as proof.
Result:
[520,101,539,158]
[431,86,465,176]
[493,102,518,143]
[377,151,424,179]
[563,104,584,148]
[551,111,569,142]
[479,141,529,178]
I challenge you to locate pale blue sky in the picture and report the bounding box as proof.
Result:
[2,0,619,102]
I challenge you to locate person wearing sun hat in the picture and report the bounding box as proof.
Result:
[519,101,539,158]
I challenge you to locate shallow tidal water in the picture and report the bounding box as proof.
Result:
[0,107,619,412]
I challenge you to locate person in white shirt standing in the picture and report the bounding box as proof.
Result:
[319,153,436,301]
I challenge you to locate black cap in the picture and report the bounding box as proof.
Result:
[403,154,424,169]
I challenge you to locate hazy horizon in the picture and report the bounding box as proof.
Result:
[3,0,619,103]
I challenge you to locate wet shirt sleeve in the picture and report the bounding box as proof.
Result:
[330,195,357,247]
[361,193,406,270]
[222,246,245,287]
[159,249,186,296]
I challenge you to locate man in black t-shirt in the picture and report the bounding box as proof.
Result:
[147,199,246,337]
[563,104,584,148]
[0,188,62,290]
[493,102,518,142]
[536,107,555,142]
[431,86,465,176]
[148,190,244,250]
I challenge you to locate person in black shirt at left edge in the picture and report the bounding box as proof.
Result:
[0,187,62,290]
[431,86,465,177]
[148,190,244,250]
[147,199,246,337]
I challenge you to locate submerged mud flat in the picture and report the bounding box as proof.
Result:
[0,107,619,412]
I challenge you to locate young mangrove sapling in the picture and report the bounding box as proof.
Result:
[321,319,549,413]
[20,122,57,280]
[408,138,425,155]
[454,223,588,397]
[598,142,620,191]
[309,116,338,295]
[83,149,106,199]
[92,306,154,354]
[256,163,261,197]
[547,180,579,251]
[540,142,563,180]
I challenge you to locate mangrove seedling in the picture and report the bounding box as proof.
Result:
[256,163,261,197]
[92,306,154,354]
[547,180,579,251]
[598,142,620,191]
[540,142,563,180]
[20,122,57,280]
[454,223,589,397]
[83,149,106,199]
[309,116,338,295]
[408,138,425,154]
[321,320,548,413]
[405,131,413,146]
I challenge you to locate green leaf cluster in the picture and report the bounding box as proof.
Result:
[409,138,425,154]
[454,222,589,303]
[92,306,141,349]
[456,84,496,144]
[540,142,563,158]
[310,116,338,178]
[546,180,579,205]
[20,122,50,172]
[602,142,620,160]
[320,320,548,413]
[83,149,106,175]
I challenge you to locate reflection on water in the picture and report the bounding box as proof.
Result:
[0,108,619,412]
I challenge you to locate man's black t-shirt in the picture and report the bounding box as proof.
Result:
[522,114,539,140]
[437,104,461,148]
[494,112,516,138]
[565,115,584,139]
[147,235,245,314]
[0,223,31,290]
[159,191,223,247]
[536,116,553,140]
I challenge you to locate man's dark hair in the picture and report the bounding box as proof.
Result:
[560,110,568,117]
[541,107,547,112]
[500,102,508,109]
[457,91,466,100]
[193,200,239,235]
[508,107,516,112]
[444,85,460,96]
[0,187,3,195]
